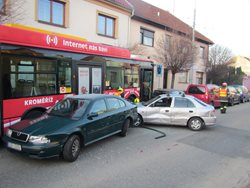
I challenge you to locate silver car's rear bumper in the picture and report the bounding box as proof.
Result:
[203,117,216,126]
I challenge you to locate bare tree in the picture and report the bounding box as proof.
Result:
[0,0,25,24]
[207,44,233,84]
[129,43,147,57]
[208,44,233,68]
[155,35,195,88]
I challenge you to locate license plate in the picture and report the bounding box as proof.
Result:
[7,142,22,151]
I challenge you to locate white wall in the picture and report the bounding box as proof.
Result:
[16,0,130,48]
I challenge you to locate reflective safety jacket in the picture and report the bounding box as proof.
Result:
[219,87,228,97]
[114,91,124,98]
[134,97,140,104]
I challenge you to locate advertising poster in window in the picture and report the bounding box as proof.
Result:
[156,64,162,77]
[78,67,89,94]
[92,68,102,94]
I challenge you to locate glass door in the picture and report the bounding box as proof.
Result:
[141,69,153,101]
[92,67,102,94]
[77,66,102,95]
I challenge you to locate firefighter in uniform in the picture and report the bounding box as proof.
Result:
[134,97,140,104]
[114,87,140,104]
[114,87,124,98]
[219,82,229,113]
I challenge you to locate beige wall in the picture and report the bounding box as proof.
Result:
[230,56,250,76]
[130,19,209,91]
[15,0,131,48]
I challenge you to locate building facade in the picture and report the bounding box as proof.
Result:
[228,56,250,76]
[1,0,213,92]
[127,0,213,90]
[1,0,132,48]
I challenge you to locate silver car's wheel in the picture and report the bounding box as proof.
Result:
[188,117,204,131]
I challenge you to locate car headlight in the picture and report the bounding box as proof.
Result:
[29,136,50,144]
[6,129,13,137]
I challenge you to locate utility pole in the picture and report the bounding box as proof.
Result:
[173,0,175,15]
[189,0,196,84]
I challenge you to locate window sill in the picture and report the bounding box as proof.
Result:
[38,20,66,28]
[97,33,116,39]
[141,43,154,48]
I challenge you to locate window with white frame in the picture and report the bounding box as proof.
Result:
[196,72,204,84]
[140,28,154,47]
[179,71,188,83]
[38,0,66,26]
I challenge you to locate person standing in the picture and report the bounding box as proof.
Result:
[114,87,124,98]
[219,82,229,113]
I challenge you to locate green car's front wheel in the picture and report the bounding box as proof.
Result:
[63,135,81,162]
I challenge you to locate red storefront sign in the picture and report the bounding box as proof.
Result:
[0,25,131,59]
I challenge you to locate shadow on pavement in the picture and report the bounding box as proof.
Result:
[0,139,4,149]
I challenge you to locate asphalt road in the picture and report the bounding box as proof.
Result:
[1,102,250,188]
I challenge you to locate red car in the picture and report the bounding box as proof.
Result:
[185,84,221,107]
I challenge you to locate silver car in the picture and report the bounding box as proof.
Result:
[137,94,216,131]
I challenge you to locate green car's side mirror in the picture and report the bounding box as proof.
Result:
[87,112,98,120]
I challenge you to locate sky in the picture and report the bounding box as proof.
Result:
[143,0,250,57]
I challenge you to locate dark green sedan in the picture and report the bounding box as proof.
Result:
[3,94,138,162]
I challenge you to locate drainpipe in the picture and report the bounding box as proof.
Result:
[124,0,135,49]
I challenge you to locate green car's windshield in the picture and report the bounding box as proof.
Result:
[48,98,90,120]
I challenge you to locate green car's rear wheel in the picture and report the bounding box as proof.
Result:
[120,119,130,137]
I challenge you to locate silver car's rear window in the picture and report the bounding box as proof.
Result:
[193,98,208,107]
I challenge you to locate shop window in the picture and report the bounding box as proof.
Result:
[58,61,72,92]
[105,61,140,90]
[124,65,139,88]
[140,28,154,47]
[37,0,67,27]
[97,13,116,38]
[2,56,72,99]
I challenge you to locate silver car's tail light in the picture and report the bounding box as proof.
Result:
[210,110,216,117]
